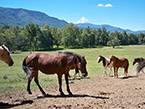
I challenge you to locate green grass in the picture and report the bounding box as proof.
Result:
[0,45,145,92]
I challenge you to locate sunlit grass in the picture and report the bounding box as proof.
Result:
[0,45,145,92]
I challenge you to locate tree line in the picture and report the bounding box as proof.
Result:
[0,23,145,51]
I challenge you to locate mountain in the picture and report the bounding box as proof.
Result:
[76,23,145,33]
[0,7,68,28]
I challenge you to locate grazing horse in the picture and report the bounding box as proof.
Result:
[0,45,14,66]
[97,55,112,76]
[133,58,145,74]
[109,55,129,78]
[62,52,86,79]
[22,52,88,96]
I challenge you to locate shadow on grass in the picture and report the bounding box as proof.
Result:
[37,94,109,100]
[0,100,33,109]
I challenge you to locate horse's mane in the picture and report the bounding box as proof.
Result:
[58,51,82,58]
[0,45,9,52]
[111,55,119,60]
[99,55,109,61]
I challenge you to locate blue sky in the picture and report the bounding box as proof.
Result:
[0,0,145,31]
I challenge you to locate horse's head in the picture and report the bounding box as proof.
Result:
[133,58,144,65]
[97,55,102,63]
[0,45,14,66]
[77,55,88,78]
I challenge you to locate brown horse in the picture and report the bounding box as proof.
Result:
[0,45,14,66]
[133,57,145,73]
[22,52,88,96]
[109,55,129,78]
[133,57,145,65]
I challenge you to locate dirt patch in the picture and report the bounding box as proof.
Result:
[1,74,145,109]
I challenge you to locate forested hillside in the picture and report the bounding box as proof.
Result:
[0,7,68,28]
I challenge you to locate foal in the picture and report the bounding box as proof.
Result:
[97,55,112,76]
[109,55,129,78]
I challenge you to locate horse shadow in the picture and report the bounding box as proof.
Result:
[0,100,33,109]
[120,75,138,79]
[37,94,109,100]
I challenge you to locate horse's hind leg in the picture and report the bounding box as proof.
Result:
[27,74,34,94]
[34,71,46,96]
[124,68,128,76]
[65,73,72,95]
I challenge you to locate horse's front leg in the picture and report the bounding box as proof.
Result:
[103,67,107,77]
[113,67,118,78]
[73,68,79,79]
[65,73,72,95]
[57,74,65,95]
[109,67,112,77]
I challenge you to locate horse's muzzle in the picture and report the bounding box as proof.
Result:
[9,61,14,66]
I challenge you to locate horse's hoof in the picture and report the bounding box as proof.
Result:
[42,93,47,96]
[28,92,32,94]
[69,92,73,95]
[60,92,65,96]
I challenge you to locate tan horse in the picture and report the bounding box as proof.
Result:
[22,52,88,96]
[109,55,129,78]
[0,45,14,66]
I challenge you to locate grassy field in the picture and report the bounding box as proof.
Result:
[0,45,145,93]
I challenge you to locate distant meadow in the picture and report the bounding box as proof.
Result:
[0,45,145,92]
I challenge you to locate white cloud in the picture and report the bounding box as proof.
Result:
[97,3,113,7]
[105,4,112,7]
[98,4,104,7]
[77,17,88,24]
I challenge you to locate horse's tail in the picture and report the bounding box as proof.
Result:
[22,56,31,77]
[137,61,145,73]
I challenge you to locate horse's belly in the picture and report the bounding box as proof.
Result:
[38,65,64,75]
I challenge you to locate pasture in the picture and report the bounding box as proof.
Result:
[0,45,145,92]
[1,45,145,108]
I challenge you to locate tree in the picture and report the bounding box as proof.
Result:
[25,23,41,52]
[62,23,79,48]
[51,27,62,48]
[41,24,53,49]
[122,31,128,45]
[107,32,121,48]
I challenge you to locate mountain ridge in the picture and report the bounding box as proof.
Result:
[0,7,68,28]
[0,6,145,33]
[76,23,145,33]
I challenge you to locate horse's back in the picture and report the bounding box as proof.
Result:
[118,57,129,68]
[26,52,73,74]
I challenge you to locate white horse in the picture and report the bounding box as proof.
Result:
[97,55,112,76]
[0,45,14,66]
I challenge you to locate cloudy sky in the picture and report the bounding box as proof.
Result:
[0,0,145,31]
